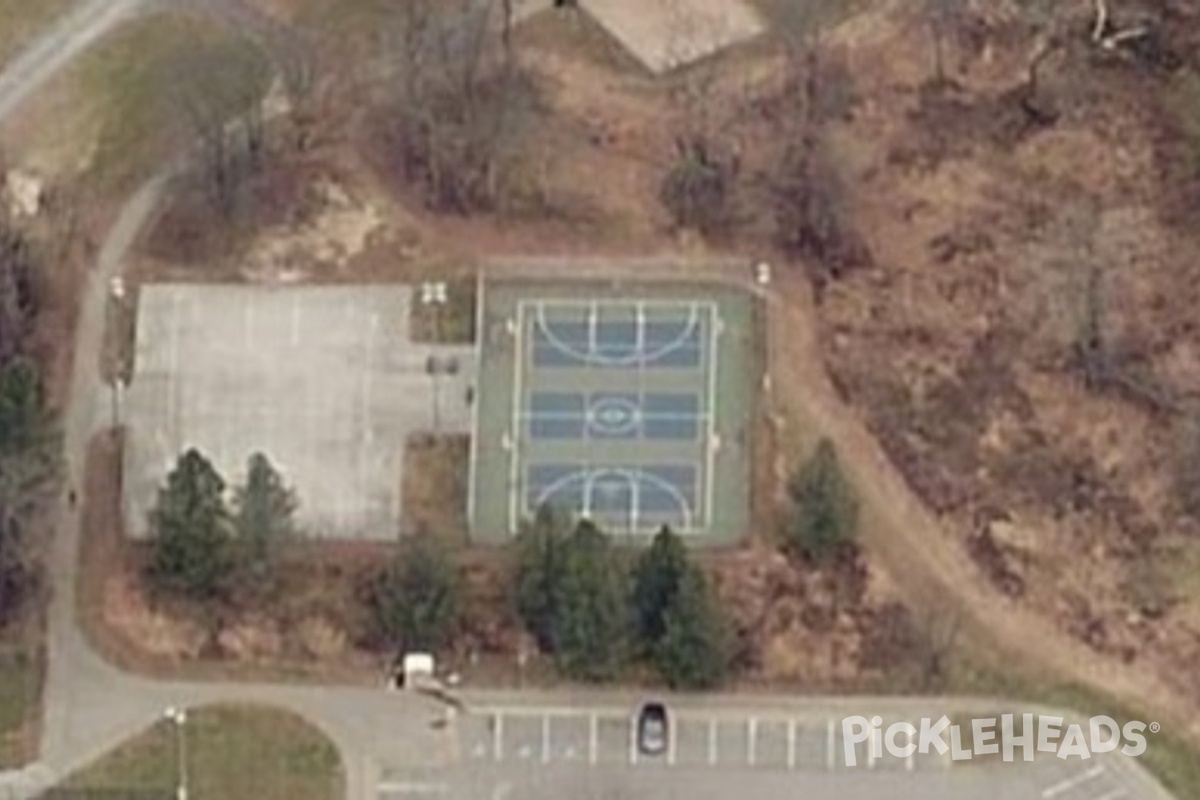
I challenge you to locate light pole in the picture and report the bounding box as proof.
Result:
[164,706,188,800]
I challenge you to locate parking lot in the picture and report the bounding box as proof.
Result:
[453,707,940,772]
[373,703,1167,800]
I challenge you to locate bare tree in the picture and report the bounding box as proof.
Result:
[923,0,968,86]
[1172,405,1200,522]
[165,36,273,218]
[658,32,740,235]
[0,216,36,365]
[1032,201,1175,410]
[758,0,869,286]
[385,0,542,214]
[860,604,960,690]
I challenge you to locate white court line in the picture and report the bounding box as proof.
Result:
[667,716,677,765]
[492,713,504,762]
[588,299,598,354]
[703,301,719,529]
[465,272,485,528]
[787,720,796,769]
[541,715,551,763]
[517,411,709,421]
[747,718,757,766]
[1042,765,1106,798]
[589,714,598,765]
[290,294,301,345]
[708,718,718,766]
[635,300,646,353]
[826,719,835,770]
[629,713,638,765]
[530,298,717,309]
[507,304,525,534]
[377,782,448,794]
[167,290,180,440]
[357,314,376,519]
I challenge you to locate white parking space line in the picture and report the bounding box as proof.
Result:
[469,708,981,775]
[589,714,598,765]
[668,719,677,765]
[1042,765,1106,798]
[377,782,448,794]
[708,718,718,766]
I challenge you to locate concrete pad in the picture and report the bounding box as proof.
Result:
[122,284,474,541]
[581,0,765,73]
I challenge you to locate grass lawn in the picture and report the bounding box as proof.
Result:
[63,705,343,800]
[943,646,1200,799]
[0,639,43,769]
[68,11,271,191]
[0,0,73,65]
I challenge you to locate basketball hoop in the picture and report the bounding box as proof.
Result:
[754,262,772,285]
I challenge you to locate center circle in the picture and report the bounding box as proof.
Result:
[587,397,640,435]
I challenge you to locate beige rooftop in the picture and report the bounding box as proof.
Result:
[513,0,766,73]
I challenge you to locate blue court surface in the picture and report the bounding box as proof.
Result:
[514,300,717,535]
[471,282,756,543]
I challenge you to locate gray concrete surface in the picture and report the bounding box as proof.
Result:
[375,701,1170,800]
[122,284,474,540]
[580,0,765,73]
[377,758,1143,800]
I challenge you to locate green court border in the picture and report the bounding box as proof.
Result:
[469,279,757,546]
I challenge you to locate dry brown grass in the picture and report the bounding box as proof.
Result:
[401,434,470,540]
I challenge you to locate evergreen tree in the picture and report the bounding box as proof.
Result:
[0,511,32,628]
[656,564,731,690]
[632,525,688,649]
[233,452,297,569]
[364,534,462,654]
[552,520,630,682]
[148,449,233,601]
[785,438,859,563]
[0,358,58,514]
[512,504,570,651]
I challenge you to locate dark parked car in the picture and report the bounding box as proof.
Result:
[636,701,669,756]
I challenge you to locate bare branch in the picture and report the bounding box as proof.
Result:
[1092,0,1108,42]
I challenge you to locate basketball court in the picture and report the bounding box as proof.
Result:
[470,280,755,543]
